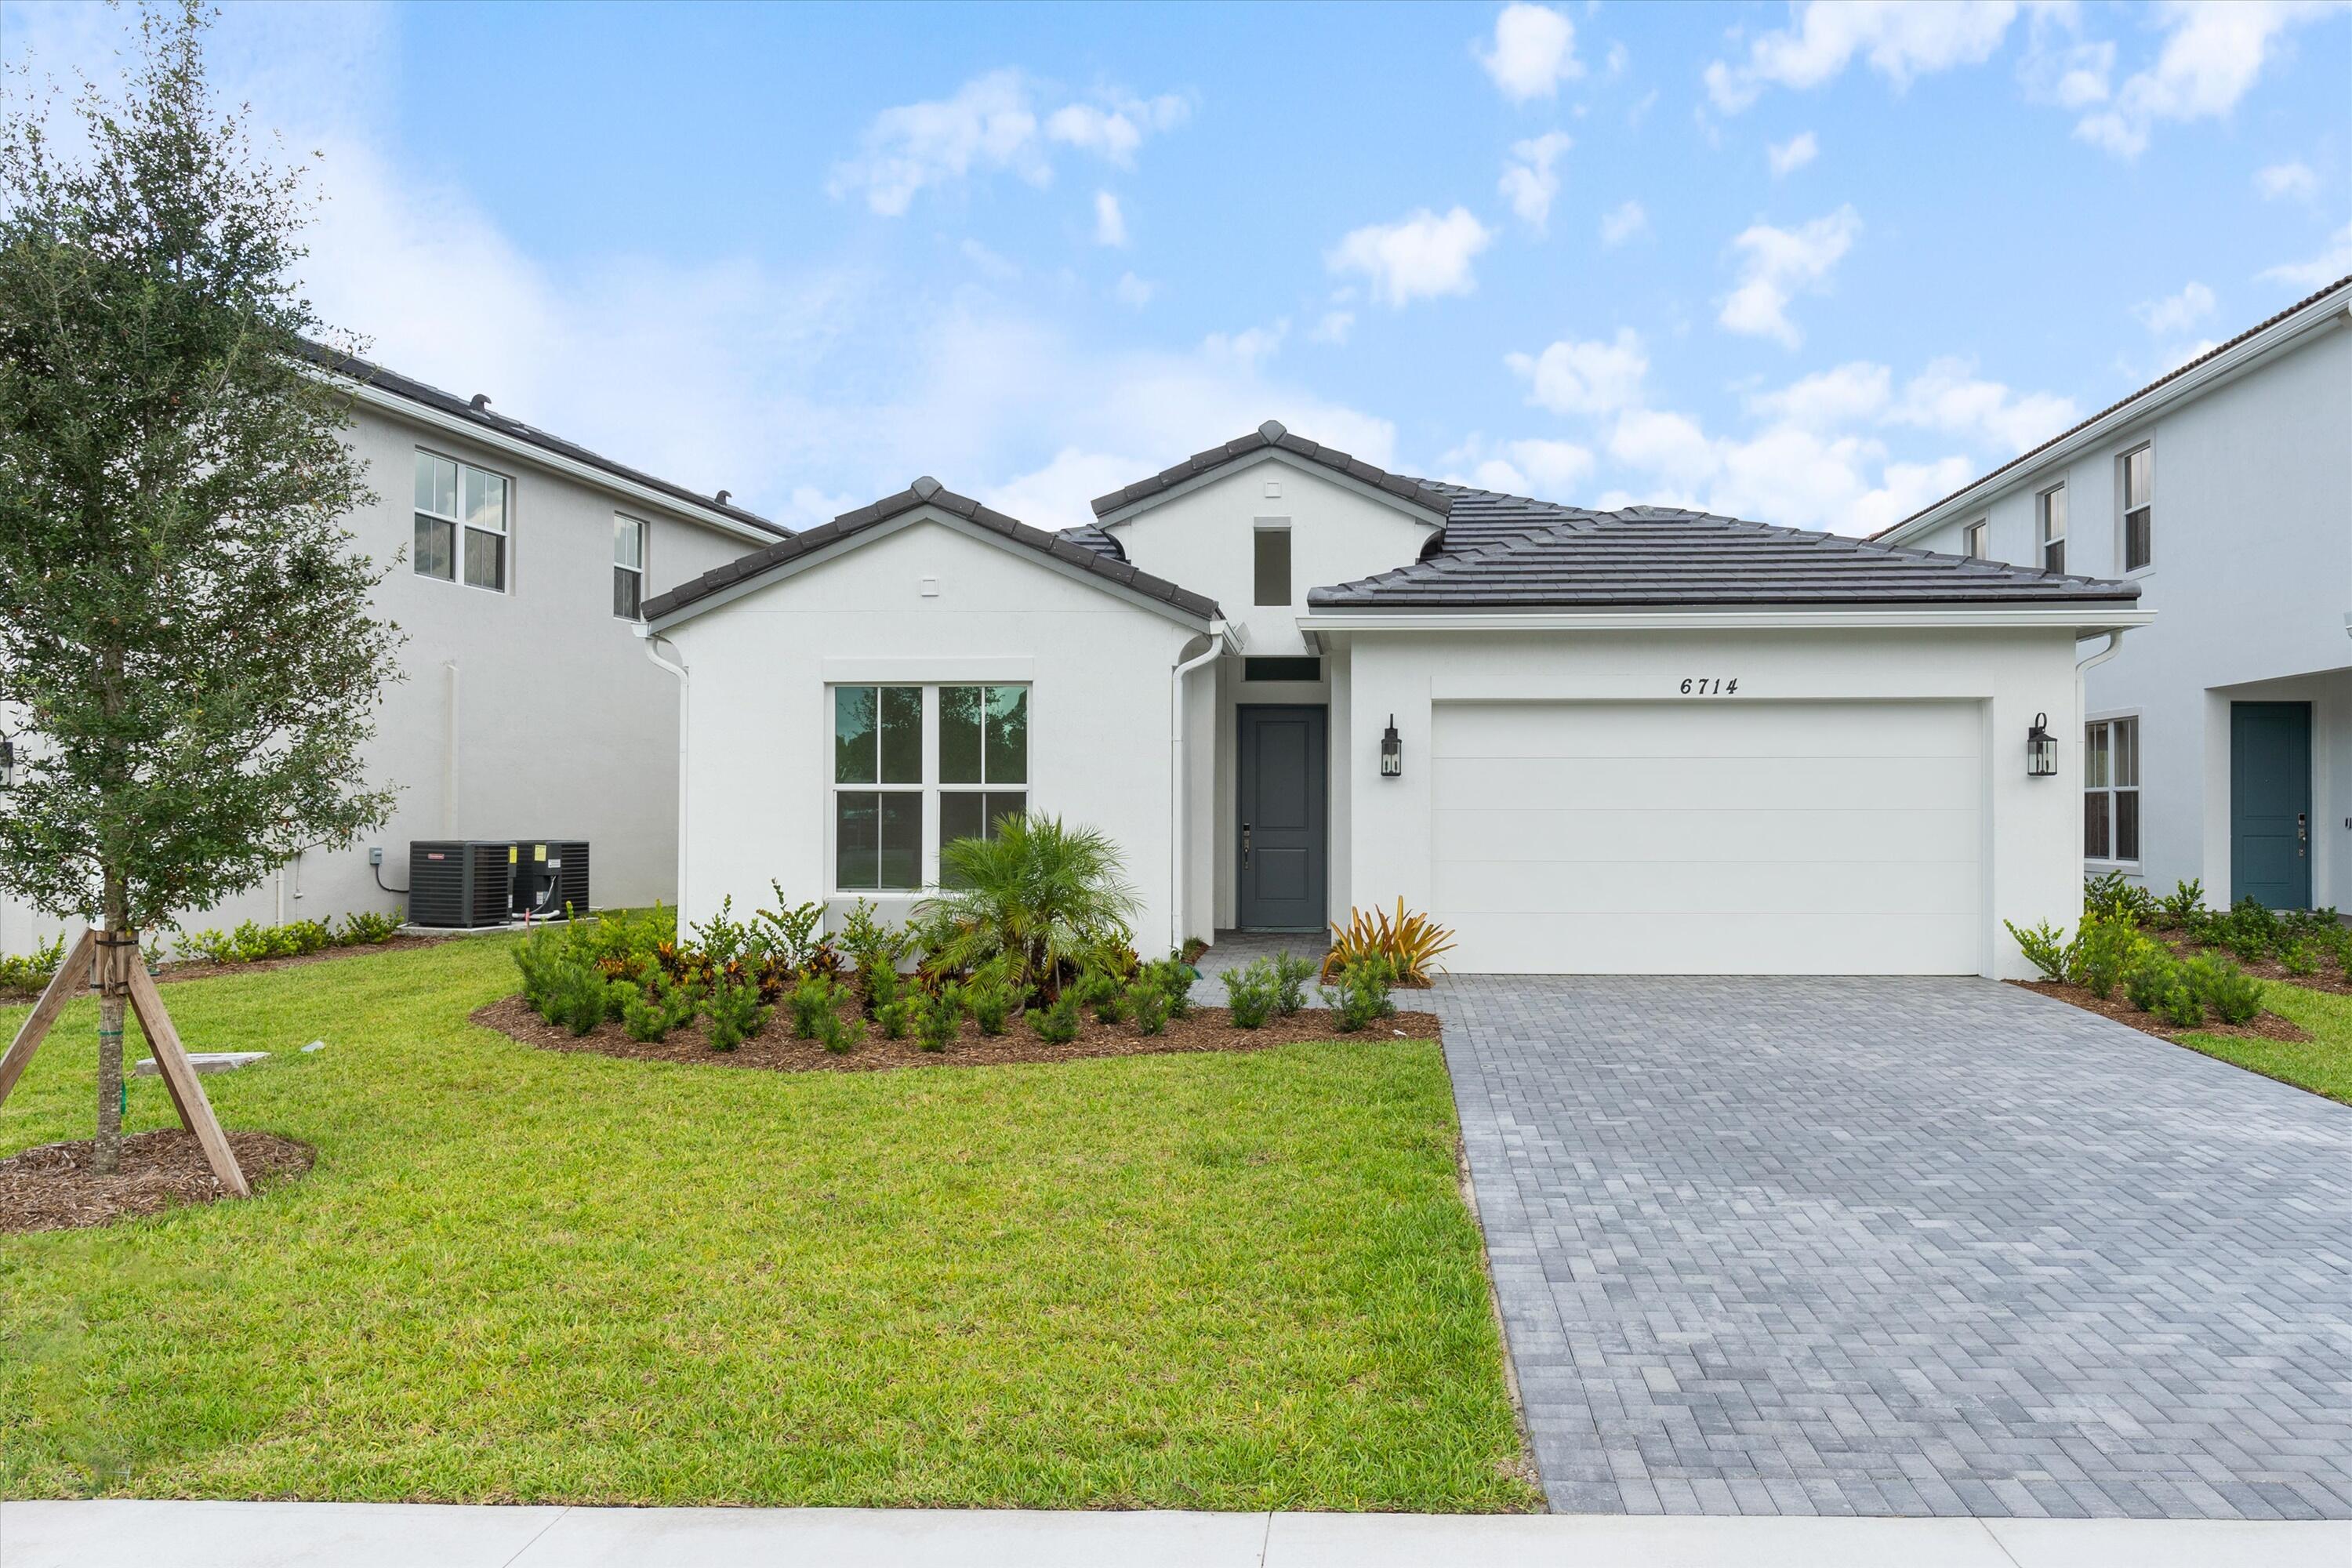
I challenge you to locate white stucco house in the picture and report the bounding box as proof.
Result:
[643,423,2145,979]
[0,347,779,956]
[1873,274,2350,913]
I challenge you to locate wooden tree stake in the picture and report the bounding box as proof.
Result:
[0,926,249,1197]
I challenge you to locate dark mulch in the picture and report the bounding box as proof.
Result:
[2010,980,2312,1044]
[474,992,1439,1074]
[0,1128,314,1235]
[2154,934,2352,996]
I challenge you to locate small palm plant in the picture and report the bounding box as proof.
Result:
[919,815,1139,994]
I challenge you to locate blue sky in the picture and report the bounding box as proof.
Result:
[5,2,2348,535]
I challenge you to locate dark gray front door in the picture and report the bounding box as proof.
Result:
[1237,705,1327,931]
[2232,701,2311,909]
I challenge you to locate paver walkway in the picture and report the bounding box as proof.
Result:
[1435,975,2352,1520]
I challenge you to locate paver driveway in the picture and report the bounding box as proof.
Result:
[1436,975,2352,1520]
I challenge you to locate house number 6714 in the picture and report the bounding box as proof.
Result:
[1679,677,1740,695]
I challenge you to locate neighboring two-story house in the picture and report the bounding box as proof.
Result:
[1871,274,2352,913]
[0,348,781,954]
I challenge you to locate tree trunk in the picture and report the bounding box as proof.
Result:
[93,942,125,1174]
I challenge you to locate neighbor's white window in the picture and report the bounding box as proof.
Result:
[413,450,508,591]
[831,684,1029,892]
[2085,717,2139,862]
[2122,445,2152,572]
[613,515,646,619]
[2038,484,2067,575]
[1963,518,1988,560]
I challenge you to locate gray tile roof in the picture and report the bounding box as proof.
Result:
[1056,523,1127,561]
[1090,419,1453,521]
[644,477,1221,626]
[302,341,784,537]
[1311,488,2142,609]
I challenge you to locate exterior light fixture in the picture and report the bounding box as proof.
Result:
[2026,713,2056,778]
[0,735,14,790]
[1381,716,1403,779]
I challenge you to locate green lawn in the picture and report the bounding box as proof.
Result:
[2176,978,2352,1107]
[0,937,1534,1509]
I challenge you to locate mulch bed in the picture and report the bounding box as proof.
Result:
[474,992,1439,1074]
[0,1128,314,1235]
[2009,980,2312,1044]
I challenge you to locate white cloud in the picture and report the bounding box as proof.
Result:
[1887,357,2078,453]
[2076,2,2339,159]
[1704,1,2019,113]
[1719,205,1861,348]
[1093,190,1127,247]
[1498,131,1573,230]
[958,238,1021,281]
[1327,207,1496,307]
[1440,434,1596,498]
[1477,5,1584,102]
[2135,280,2216,336]
[1505,328,1650,416]
[2259,220,2352,289]
[1201,320,1290,373]
[1310,310,1356,345]
[2017,8,2115,109]
[829,74,1185,215]
[1746,361,1892,430]
[1599,199,1650,246]
[1044,92,1189,165]
[1767,130,1820,176]
[1112,271,1156,307]
[2256,160,2319,201]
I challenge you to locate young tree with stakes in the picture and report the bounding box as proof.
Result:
[0,2,402,1185]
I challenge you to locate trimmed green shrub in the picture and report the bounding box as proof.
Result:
[2155,879,2205,929]
[0,934,67,993]
[786,974,840,1040]
[1031,991,1082,1044]
[1073,967,1127,1025]
[336,908,401,945]
[2083,870,2155,924]
[811,1004,858,1055]
[2151,975,2205,1029]
[705,977,767,1051]
[550,961,617,1036]
[2005,919,2070,983]
[1141,953,1198,1018]
[1127,975,1171,1036]
[2182,954,2263,1025]
[1322,958,1397,1033]
[1224,959,1277,1029]
[621,971,700,1043]
[2279,938,2321,977]
[2067,913,2148,1000]
[963,963,1020,1036]
[916,985,963,1052]
[874,996,916,1040]
[2122,954,2179,1014]
[1271,952,1318,1016]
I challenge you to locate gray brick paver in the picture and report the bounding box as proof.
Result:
[1439,975,2352,1519]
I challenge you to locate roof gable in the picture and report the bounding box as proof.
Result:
[1091,420,1450,526]
[643,477,1220,630]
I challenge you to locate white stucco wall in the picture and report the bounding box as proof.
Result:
[663,512,1206,950]
[0,397,759,956]
[1902,318,2352,906]
[1331,624,2089,978]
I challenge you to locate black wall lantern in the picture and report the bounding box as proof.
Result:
[2026,713,2056,778]
[1380,716,1403,779]
[0,735,14,790]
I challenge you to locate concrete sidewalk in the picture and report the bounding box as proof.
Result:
[4,1502,2347,1567]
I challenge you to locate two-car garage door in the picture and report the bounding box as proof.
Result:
[1432,701,1984,975]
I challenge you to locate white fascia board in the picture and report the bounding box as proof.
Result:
[1876,296,2352,547]
[1300,606,2156,635]
[1094,447,1446,531]
[342,380,778,546]
[644,506,1218,635]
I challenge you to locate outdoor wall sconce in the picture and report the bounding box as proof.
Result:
[0,735,15,790]
[1381,716,1403,779]
[2026,713,2056,778]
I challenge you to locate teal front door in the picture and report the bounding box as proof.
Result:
[2230,701,2311,909]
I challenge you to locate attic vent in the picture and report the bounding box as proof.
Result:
[469,393,491,411]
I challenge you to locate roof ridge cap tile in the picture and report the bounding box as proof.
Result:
[1091,426,1453,519]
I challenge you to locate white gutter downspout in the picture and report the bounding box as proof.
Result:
[1171,622,1233,953]
[2075,630,2130,789]
[638,626,691,920]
